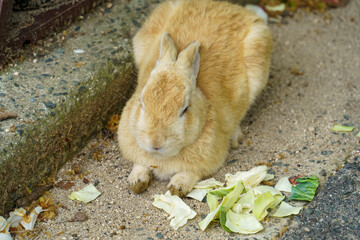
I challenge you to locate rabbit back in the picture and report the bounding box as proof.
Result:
[133,0,272,135]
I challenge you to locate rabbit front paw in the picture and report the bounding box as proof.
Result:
[128,165,152,194]
[167,172,199,197]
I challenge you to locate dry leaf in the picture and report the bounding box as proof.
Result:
[75,62,86,67]
[106,115,120,132]
[56,181,75,190]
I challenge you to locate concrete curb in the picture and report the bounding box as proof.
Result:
[0,55,136,214]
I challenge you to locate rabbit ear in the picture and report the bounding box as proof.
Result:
[157,32,177,65]
[176,41,201,83]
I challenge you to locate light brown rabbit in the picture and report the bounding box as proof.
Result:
[118,0,272,197]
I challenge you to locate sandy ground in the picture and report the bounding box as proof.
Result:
[9,0,360,239]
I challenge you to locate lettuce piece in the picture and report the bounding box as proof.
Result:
[193,178,224,189]
[209,185,235,198]
[0,216,7,232]
[187,178,224,201]
[20,207,44,230]
[0,233,13,240]
[253,191,274,220]
[272,201,302,217]
[275,177,293,193]
[219,206,232,233]
[7,208,26,228]
[186,189,208,201]
[263,173,274,181]
[331,125,354,132]
[289,175,319,201]
[199,205,221,231]
[199,181,244,231]
[221,181,245,211]
[225,166,267,190]
[232,189,255,214]
[252,186,284,209]
[68,184,101,203]
[225,210,263,234]
[356,131,360,138]
[206,193,220,212]
[153,191,196,230]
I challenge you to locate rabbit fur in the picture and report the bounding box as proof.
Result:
[118,0,272,196]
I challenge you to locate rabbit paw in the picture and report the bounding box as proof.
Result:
[128,165,152,194]
[167,172,198,197]
[231,125,243,149]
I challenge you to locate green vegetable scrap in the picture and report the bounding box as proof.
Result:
[154,166,316,234]
[199,181,244,231]
[289,175,319,201]
[206,193,220,212]
[253,191,274,220]
[219,206,232,233]
[356,132,360,138]
[331,124,354,132]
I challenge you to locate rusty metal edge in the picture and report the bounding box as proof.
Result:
[0,0,15,62]
[0,0,105,66]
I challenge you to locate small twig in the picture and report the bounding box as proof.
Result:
[30,228,43,240]
[0,111,18,121]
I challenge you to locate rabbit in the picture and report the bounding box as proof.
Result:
[117,0,272,197]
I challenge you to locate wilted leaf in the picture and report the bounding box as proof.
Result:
[56,181,75,190]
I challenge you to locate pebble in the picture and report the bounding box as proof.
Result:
[43,101,57,109]
[35,84,45,89]
[132,19,141,27]
[78,86,87,95]
[74,49,85,54]
[155,232,164,239]
[48,87,54,94]
[54,48,65,54]
[53,92,68,96]
[94,179,100,186]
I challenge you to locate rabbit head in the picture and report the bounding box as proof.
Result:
[130,33,207,158]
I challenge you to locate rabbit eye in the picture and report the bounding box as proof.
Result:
[180,106,188,117]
